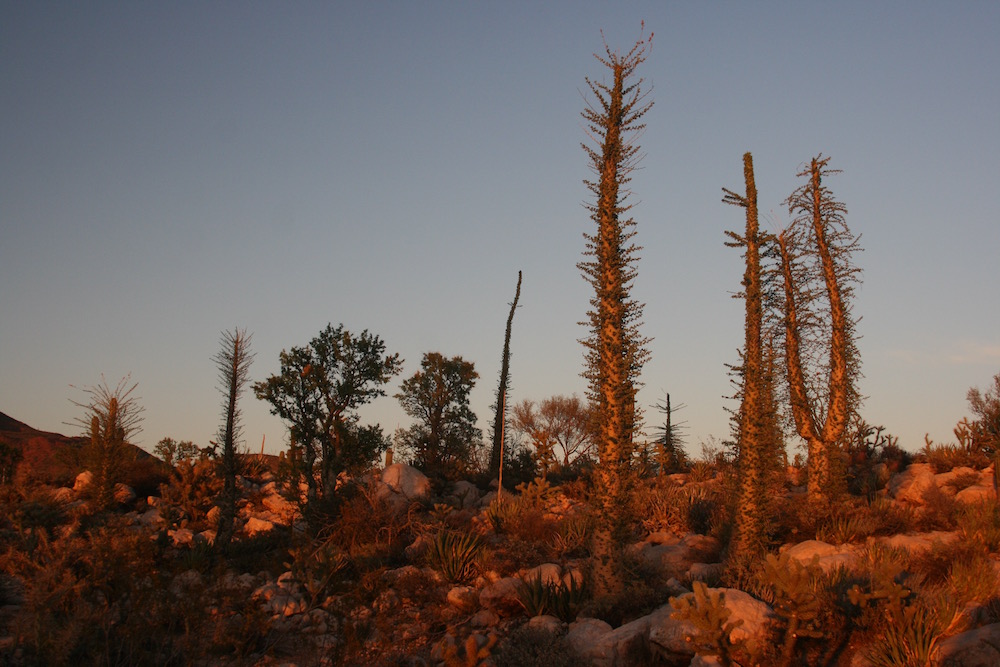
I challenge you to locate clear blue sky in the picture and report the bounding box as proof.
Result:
[2,2,998,458]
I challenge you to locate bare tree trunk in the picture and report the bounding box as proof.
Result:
[490,270,522,478]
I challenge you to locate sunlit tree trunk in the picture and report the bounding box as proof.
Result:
[779,156,860,502]
[578,30,653,598]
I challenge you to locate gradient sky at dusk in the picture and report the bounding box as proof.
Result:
[2,2,998,459]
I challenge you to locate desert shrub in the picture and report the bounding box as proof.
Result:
[948,551,999,605]
[920,428,991,473]
[494,625,578,667]
[158,455,222,529]
[327,480,415,564]
[912,484,959,532]
[286,535,351,607]
[484,494,520,533]
[864,496,918,537]
[516,573,587,622]
[863,598,948,667]
[816,510,874,545]
[13,489,69,538]
[426,529,485,584]
[548,511,593,558]
[956,497,1000,551]
[436,633,498,667]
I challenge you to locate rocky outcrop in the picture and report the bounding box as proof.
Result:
[934,622,1000,666]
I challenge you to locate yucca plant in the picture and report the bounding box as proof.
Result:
[865,600,944,667]
[427,530,484,584]
[516,572,587,622]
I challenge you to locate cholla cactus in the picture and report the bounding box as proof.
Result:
[669,581,744,666]
[763,553,824,666]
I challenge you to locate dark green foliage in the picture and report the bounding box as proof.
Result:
[395,352,481,479]
[154,437,202,467]
[254,323,401,521]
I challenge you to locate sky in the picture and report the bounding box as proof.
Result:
[2,2,998,460]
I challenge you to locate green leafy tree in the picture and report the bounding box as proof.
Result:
[395,352,482,478]
[212,327,254,553]
[153,437,201,467]
[254,324,401,518]
[72,376,144,510]
[777,155,862,502]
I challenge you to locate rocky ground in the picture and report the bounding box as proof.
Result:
[2,458,1000,666]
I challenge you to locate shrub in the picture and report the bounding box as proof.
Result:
[516,573,587,622]
[494,625,578,667]
[426,530,484,584]
[956,498,1000,551]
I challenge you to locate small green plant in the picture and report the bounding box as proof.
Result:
[669,581,744,667]
[427,529,484,584]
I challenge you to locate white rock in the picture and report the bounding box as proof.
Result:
[956,485,996,504]
[888,463,936,504]
[168,528,195,547]
[73,471,93,492]
[381,463,431,500]
[244,516,275,537]
[447,585,478,612]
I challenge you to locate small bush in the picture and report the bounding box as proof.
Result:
[516,573,587,622]
[426,530,484,584]
[494,625,578,667]
[956,498,1000,551]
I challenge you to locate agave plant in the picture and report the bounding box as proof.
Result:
[427,529,484,584]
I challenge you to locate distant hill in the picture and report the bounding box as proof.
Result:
[0,410,163,489]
